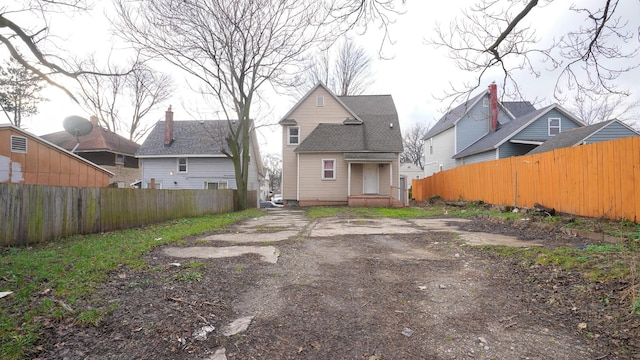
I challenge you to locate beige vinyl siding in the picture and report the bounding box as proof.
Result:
[282,87,352,200]
[350,164,363,196]
[298,153,348,201]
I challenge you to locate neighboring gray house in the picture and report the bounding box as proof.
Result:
[527,119,640,155]
[423,83,588,175]
[136,107,263,205]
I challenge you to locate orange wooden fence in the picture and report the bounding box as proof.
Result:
[412,136,640,222]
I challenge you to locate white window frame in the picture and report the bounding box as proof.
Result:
[316,96,324,107]
[439,164,443,172]
[177,157,188,173]
[287,126,300,145]
[10,135,27,153]
[548,117,561,136]
[115,154,125,165]
[204,181,228,190]
[322,159,336,180]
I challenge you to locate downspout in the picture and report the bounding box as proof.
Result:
[296,153,300,201]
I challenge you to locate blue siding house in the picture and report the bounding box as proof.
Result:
[527,119,640,155]
[423,83,536,175]
[136,107,264,204]
[454,104,585,164]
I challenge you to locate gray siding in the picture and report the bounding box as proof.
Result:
[585,122,638,144]
[456,103,511,152]
[498,142,538,159]
[141,157,237,189]
[513,109,581,141]
[461,150,496,165]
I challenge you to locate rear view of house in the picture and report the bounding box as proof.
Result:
[135,107,263,206]
[280,82,405,207]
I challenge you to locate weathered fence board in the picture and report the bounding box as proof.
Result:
[0,184,240,246]
[412,137,640,222]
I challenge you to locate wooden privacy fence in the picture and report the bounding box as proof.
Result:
[412,136,640,222]
[0,184,243,246]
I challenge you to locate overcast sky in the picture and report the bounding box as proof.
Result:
[5,1,640,155]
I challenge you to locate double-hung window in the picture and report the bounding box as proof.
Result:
[548,118,561,136]
[288,126,299,145]
[177,157,188,173]
[322,159,336,180]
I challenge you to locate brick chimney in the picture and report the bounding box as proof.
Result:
[489,82,498,131]
[89,115,100,126]
[164,106,174,146]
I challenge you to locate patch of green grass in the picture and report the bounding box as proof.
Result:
[174,271,203,283]
[0,209,262,360]
[633,291,640,315]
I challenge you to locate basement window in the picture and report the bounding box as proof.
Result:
[10,135,27,153]
[205,181,228,190]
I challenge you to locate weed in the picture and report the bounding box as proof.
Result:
[174,271,203,283]
[76,308,104,327]
[184,262,205,269]
[235,265,245,271]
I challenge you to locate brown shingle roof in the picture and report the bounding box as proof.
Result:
[42,125,139,155]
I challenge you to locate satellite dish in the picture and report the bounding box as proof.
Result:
[63,116,93,153]
[63,115,93,137]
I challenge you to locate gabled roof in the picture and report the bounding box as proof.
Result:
[279,82,361,124]
[294,94,403,153]
[503,101,536,118]
[136,120,232,157]
[423,91,486,139]
[527,119,640,155]
[1,124,114,175]
[41,124,139,155]
[423,90,536,140]
[453,104,585,159]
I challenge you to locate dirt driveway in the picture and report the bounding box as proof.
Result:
[42,209,632,359]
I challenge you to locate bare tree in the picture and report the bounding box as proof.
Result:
[297,39,373,97]
[401,122,429,170]
[0,56,46,128]
[429,0,640,102]
[334,40,373,96]
[566,93,640,127]
[77,58,173,141]
[115,0,333,210]
[0,1,129,101]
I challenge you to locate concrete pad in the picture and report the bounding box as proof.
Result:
[411,218,472,231]
[200,231,299,243]
[162,246,280,263]
[309,218,420,237]
[459,231,543,247]
[204,348,227,360]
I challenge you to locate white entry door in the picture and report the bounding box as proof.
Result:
[363,164,379,194]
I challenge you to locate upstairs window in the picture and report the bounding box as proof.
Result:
[177,157,188,173]
[322,159,336,180]
[10,135,27,153]
[116,154,125,165]
[548,118,561,136]
[316,96,324,107]
[288,126,299,145]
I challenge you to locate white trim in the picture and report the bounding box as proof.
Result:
[278,82,363,123]
[177,157,188,173]
[548,117,561,136]
[347,162,352,196]
[296,153,300,201]
[321,158,336,180]
[509,139,544,145]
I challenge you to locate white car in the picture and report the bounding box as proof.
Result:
[271,194,283,205]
